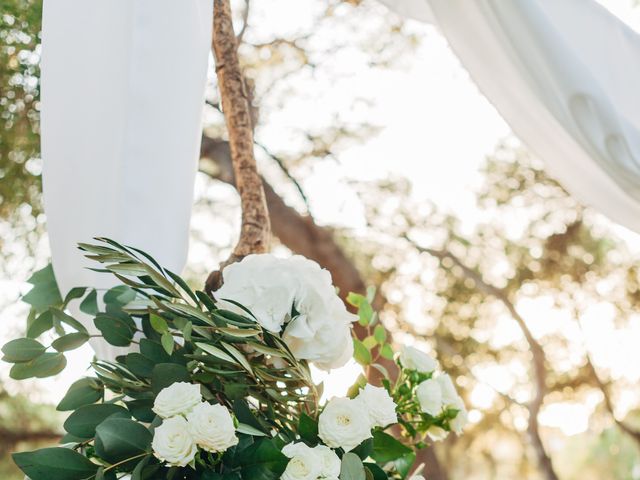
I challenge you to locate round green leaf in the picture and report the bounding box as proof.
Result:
[94,418,152,464]
[94,314,135,346]
[52,332,90,352]
[1,338,46,363]
[63,403,129,438]
[13,447,98,480]
[10,352,67,379]
[340,452,366,480]
[57,377,103,411]
[151,363,190,393]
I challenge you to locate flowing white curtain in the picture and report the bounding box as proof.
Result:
[379,0,640,232]
[40,0,213,358]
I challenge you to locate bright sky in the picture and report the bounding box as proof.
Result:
[2,0,640,450]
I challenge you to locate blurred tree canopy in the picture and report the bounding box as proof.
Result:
[1,1,640,479]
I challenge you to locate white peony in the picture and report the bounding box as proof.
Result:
[153,382,202,419]
[416,378,442,415]
[216,254,357,370]
[152,416,198,467]
[186,402,238,452]
[318,397,372,452]
[313,444,341,478]
[356,384,397,428]
[399,346,437,373]
[282,442,323,480]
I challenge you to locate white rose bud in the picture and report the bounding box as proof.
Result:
[187,402,239,453]
[436,374,459,406]
[450,399,468,434]
[318,397,372,452]
[282,442,323,480]
[427,425,449,442]
[313,444,341,478]
[416,378,442,415]
[356,384,397,428]
[399,346,437,373]
[153,382,202,419]
[152,416,198,467]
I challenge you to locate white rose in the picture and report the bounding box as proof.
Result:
[216,255,295,333]
[153,382,202,419]
[356,384,397,428]
[399,346,437,373]
[409,476,426,480]
[436,374,459,406]
[318,397,372,452]
[313,444,341,478]
[217,254,356,370]
[416,379,442,415]
[152,416,198,467]
[186,402,238,452]
[282,442,323,480]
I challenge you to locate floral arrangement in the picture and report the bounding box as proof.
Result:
[2,238,467,480]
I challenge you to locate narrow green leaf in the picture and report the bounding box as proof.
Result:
[161,332,174,355]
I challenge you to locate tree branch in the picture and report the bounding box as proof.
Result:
[407,236,559,480]
[207,0,271,293]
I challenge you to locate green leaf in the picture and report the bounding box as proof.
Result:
[140,339,170,363]
[340,452,366,480]
[373,325,387,344]
[393,452,415,479]
[161,331,174,355]
[22,264,62,311]
[10,352,66,379]
[346,292,365,308]
[353,339,372,366]
[1,338,46,362]
[95,418,152,463]
[94,314,135,346]
[380,344,394,360]
[149,313,168,333]
[364,463,387,480]
[51,309,88,334]
[298,413,319,443]
[236,423,267,436]
[63,287,88,307]
[52,332,90,352]
[371,431,412,463]
[103,285,136,306]
[125,353,156,378]
[57,377,103,411]
[79,289,99,315]
[236,438,288,480]
[358,301,374,327]
[63,403,129,438]
[362,336,377,350]
[27,310,54,338]
[13,447,98,480]
[151,363,190,394]
[196,342,236,364]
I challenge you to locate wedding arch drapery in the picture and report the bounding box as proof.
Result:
[40,0,213,358]
[379,0,640,233]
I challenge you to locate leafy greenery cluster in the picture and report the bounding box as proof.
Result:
[2,239,457,479]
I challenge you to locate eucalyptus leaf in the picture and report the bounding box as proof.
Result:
[340,452,366,480]
[13,447,99,480]
[10,352,66,379]
[63,403,129,438]
[1,338,45,363]
[57,377,103,411]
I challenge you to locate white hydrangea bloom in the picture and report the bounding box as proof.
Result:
[318,397,372,452]
[152,416,198,467]
[356,384,398,428]
[186,402,238,453]
[216,254,356,370]
[152,382,202,419]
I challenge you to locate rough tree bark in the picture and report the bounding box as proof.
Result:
[206,0,270,293]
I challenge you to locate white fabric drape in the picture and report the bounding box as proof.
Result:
[379,0,640,233]
[40,0,213,358]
